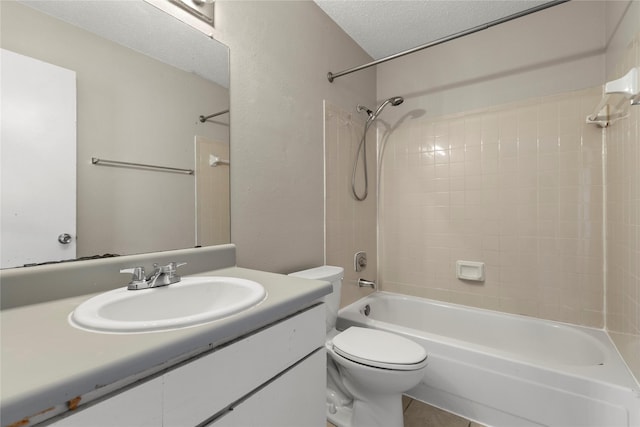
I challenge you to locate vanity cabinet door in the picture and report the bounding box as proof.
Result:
[48,377,163,427]
[163,304,325,426]
[207,349,326,427]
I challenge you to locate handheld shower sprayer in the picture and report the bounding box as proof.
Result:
[370,96,404,121]
[352,96,404,201]
[356,97,403,122]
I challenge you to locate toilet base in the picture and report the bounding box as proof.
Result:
[326,392,404,427]
[327,400,352,427]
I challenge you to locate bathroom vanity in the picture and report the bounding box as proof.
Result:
[0,245,331,427]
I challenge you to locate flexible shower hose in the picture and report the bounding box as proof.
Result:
[351,120,372,201]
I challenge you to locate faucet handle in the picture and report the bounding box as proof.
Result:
[168,262,187,272]
[166,262,186,279]
[153,262,186,275]
[120,267,148,289]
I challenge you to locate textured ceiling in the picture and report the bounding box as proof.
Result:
[314,0,555,60]
[18,0,229,88]
[21,0,560,88]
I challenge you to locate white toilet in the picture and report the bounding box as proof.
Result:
[289,266,428,427]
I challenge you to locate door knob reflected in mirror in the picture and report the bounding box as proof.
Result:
[58,233,72,244]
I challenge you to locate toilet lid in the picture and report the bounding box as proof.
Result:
[332,327,427,370]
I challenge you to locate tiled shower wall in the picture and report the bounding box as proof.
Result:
[606,32,640,380]
[379,87,605,328]
[324,28,639,384]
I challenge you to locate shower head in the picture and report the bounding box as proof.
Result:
[357,96,404,122]
[369,96,404,121]
[351,95,405,202]
[389,96,404,106]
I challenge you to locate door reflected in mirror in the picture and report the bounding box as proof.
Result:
[0,0,230,268]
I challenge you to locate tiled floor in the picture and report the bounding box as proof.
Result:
[327,397,484,427]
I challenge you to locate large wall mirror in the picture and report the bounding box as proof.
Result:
[0,0,230,269]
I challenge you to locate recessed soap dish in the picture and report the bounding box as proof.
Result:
[456,260,485,282]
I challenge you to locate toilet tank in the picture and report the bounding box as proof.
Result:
[289,266,343,332]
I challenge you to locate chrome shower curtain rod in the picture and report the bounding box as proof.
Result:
[327,0,569,83]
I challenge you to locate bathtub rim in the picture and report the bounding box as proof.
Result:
[337,291,640,392]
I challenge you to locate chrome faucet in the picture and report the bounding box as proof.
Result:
[358,278,376,289]
[120,266,148,290]
[120,262,186,290]
[147,262,186,287]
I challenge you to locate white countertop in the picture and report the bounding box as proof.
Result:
[0,266,331,427]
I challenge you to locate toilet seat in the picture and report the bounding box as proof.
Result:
[332,327,427,371]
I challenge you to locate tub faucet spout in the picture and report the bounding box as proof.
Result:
[358,278,376,289]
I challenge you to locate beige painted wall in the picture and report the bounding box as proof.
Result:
[213,1,376,273]
[605,0,640,79]
[377,1,606,123]
[0,1,229,258]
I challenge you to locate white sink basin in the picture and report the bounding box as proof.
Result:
[69,277,266,333]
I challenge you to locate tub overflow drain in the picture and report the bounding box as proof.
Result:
[362,304,371,316]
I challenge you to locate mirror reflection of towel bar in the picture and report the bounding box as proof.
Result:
[199,109,229,123]
[91,157,194,175]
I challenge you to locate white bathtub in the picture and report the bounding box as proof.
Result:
[336,292,640,427]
